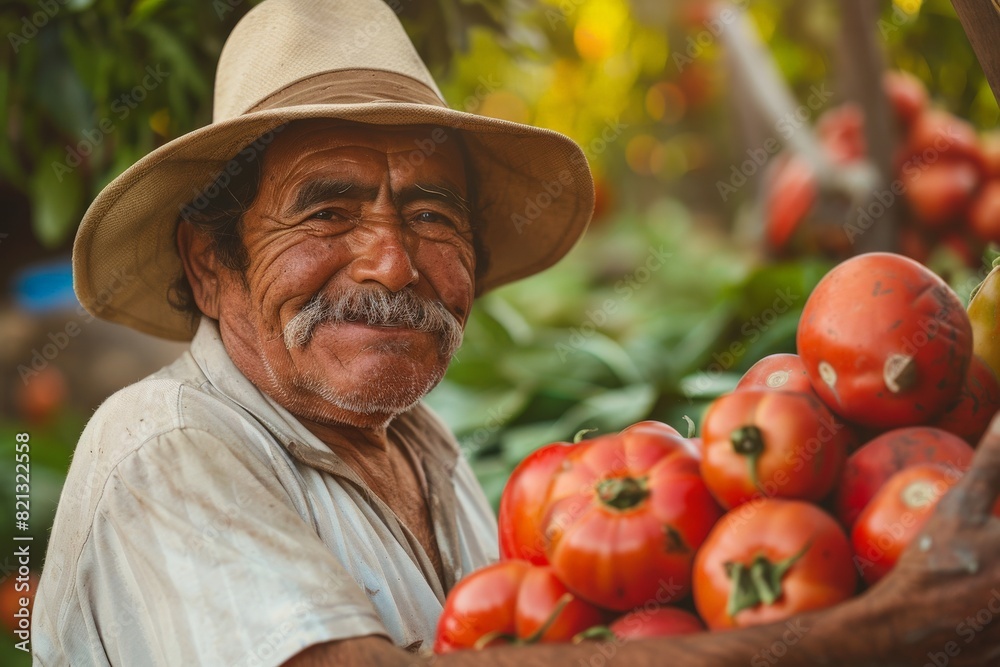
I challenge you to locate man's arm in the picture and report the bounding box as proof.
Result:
[286,412,1000,667]
[284,601,862,666]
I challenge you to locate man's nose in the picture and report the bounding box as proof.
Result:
[346,219,420,292]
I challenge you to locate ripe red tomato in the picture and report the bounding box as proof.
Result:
[897,226,932,265]
[765,154,817,252]
[498,422,687,565]
[434,561,606,653]
[499,441,576,565]
[834,426,974,530]
[851,464,960,585]
[607,606,704,640]
[816,103,866,164]
[693,500,856,630]
[902,160,980,229]
[982,132,1000,178]
[700,390,852,509]
[929,355,1000,446]
[903,110,984,171]
[797,253,973,429]
[541,427,723,611]
[969,180,1000,245]
[735,353,814,394]
[0,571,38,636]
[883,70,928,128]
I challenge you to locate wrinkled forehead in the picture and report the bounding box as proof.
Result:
[261,118,468,175]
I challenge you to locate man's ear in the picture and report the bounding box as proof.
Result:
[176,221,222,319]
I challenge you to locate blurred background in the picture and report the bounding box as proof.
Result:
[1,0,998,660]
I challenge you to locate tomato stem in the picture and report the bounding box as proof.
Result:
[730,425,765,490]
[596,476,650,510]
[883,354,917,394]
[522,592,574,644]
[574,428,599,444]
[473,630,516,650]
[571,625,617,644]
[683,415,696,438]
[724,542,811,619]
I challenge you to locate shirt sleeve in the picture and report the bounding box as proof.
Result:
[78,425,388,667]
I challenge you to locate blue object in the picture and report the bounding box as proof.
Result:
[12,257,79,313]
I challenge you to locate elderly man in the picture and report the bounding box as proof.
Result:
[33,0,1000,665]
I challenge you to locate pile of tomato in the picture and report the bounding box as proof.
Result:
[434,252,1000,653]
[766,70,1000,266]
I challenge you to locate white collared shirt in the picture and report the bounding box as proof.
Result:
[32,317,499,666]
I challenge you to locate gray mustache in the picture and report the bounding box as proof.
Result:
[283,287,464,354]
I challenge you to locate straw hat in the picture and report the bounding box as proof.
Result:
[72,0,594,341]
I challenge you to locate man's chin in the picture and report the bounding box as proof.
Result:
[294,359,448,424]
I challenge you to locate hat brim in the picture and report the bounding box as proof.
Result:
[72,103,594,341]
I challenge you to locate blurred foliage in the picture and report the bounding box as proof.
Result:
[0,1,999,658]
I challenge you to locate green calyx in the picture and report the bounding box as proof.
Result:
[596,476,650,510]
[730,425,765,489]
[724,542,811,619]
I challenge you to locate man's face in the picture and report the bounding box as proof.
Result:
[211,120,476,427]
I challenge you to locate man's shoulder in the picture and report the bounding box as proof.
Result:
[76,349,257,473]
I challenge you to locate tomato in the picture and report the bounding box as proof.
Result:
[883,70,928,128]
[735,353,814,394]
[499,441,577,565]
[897,226,932,265]
[15,365,67,424]
[540,427,723,611]
[433,561,606,653]
[498,422,689,565]
[902,110,984,171]
[816,103,866,164]
[982,132,1000,178]
[797,253,973,429]
[902,160,980,229]
[765,154,817,252]
[968,264,1000,381]
[0,571,38,636]
[700,390,851,508]
[834,426,974,530]
[969,180,1000,245]
[693,500,856,630]
[607,606,704,639]
[851,464,960,585]
[929,355,1000,445]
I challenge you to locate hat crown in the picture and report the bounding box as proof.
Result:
[213,0,444,121]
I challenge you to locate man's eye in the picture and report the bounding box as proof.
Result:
[310,209,341,221]
[413,211,447,224]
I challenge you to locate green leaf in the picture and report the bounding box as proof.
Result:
[128,0,170,25]
[679,372,741,400]
[30,150,84,247]
[500,421,563,466]
[552,383,658,439]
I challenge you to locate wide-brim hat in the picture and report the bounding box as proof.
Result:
[72,0,594,341]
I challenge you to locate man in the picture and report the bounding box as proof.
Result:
[33,0,1000,665]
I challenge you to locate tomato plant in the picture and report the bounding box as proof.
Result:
[693,500,856,630]
[797,253,973,429]
[700,390,851,508]
[434,561,606,653]
[540,425,721,611]
[834,426,974,530]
